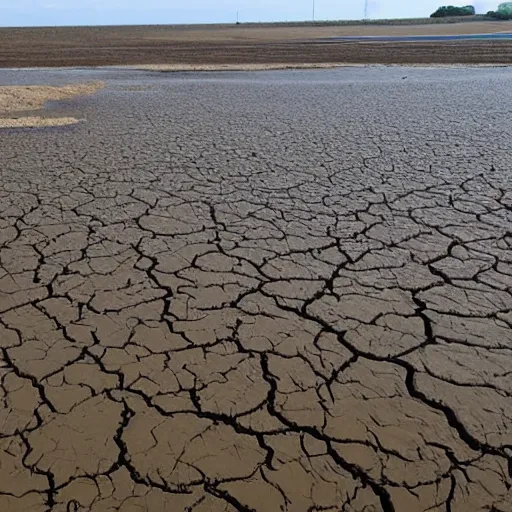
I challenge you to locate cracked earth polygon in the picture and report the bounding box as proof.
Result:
[0,67,511,512]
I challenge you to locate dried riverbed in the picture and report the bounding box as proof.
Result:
[0,66,511,511]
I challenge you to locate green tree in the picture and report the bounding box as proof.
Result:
[430,5,476,17]
[487,2,512,19]
[498,2,512,14]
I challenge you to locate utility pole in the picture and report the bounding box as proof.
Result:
[313,0,315,21]
[364,0,368,19]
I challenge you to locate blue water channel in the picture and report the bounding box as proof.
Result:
[327,33,512,42]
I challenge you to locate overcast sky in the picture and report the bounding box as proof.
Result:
[0,0,499,27]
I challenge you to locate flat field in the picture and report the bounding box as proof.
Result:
[1,19,512,67]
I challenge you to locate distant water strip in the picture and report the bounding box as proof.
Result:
[326,33,512,42]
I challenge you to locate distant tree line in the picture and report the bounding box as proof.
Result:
[430,2,512,19]
[487,2,512,19]
[430,5,475,17]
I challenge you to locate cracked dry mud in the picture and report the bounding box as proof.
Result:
[0,67,511,512]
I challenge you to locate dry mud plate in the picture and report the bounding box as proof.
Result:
[0,66,512,512]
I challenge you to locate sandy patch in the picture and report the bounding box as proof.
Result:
[0,82,103,128]
[0,82,103,113]
[129,62,510,72]
[139,21,512,42]
[0,116,80,128]
[132,63,358,72]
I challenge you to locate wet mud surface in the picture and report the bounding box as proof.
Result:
[0,67,511,511]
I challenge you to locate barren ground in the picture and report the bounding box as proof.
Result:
[1,20,512,67]
[0,66,511,511]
